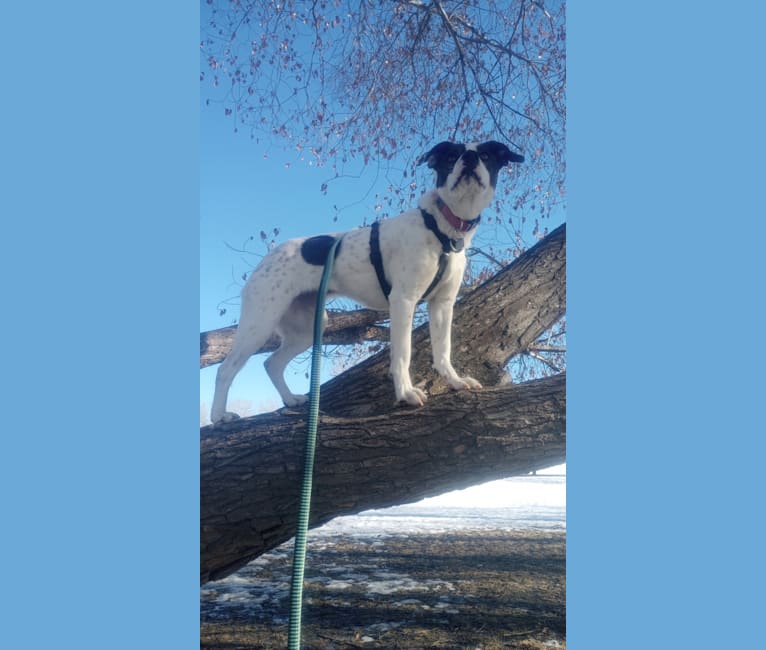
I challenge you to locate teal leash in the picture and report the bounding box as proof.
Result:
[287,237,341,650]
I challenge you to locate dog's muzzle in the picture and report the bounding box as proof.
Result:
[451,151,485,190]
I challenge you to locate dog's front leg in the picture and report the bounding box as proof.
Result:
[428,298,482,392]
[389,294,428,406]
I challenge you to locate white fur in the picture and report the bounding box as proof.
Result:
[210,143,507,423]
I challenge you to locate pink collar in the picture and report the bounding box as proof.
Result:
[436,196,481,233]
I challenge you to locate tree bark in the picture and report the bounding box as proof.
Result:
[200,223,566,583]
[201,374,565,583]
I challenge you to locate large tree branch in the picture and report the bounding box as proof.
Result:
[201,373,565,583]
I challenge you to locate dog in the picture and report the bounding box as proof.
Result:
[210,141,524,424]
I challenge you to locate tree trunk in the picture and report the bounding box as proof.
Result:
[200,223,566,583]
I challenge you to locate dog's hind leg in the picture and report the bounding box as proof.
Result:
[265,292,321,408]
[210,285,288,423]
[210,324,271,424]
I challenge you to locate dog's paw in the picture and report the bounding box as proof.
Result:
[283,393,309,408]
[397,386,428,407]
[212,411,241,425]
[448,375,483,391]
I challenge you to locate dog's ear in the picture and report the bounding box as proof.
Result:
[481,141,525,165]
[417,141,463,168]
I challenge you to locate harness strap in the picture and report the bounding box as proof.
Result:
[369,221,392,299]
[420,208,465,253]
[370,210,468,304]
[420,251,449,301]
[419,208,463,301]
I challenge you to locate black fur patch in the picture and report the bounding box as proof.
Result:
[300,235,342,266]
[418,142,466,188]
[476,141,525,188]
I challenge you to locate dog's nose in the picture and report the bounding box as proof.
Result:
[461,150,479,170]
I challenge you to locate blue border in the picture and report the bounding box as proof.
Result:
[1,3,198,647]
[569,3,765,648]
[5,2,765,647]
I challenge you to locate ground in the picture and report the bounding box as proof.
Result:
[201,529,565,649]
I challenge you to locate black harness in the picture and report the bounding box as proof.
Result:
[369,219,392,299]
[369,209,478,303]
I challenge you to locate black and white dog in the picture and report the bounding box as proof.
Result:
[210,141,524,424]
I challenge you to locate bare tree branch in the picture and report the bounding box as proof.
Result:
[200,309,389,369]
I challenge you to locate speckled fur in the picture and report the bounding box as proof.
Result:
[210,141,522,423]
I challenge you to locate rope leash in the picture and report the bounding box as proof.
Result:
[287,236,341,650]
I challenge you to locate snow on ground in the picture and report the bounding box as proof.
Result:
[202,472,566,618]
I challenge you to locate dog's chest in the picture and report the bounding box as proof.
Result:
[330,215,461,307]
[325,229,387,308]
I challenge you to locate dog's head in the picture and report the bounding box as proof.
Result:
[418,141,524,216]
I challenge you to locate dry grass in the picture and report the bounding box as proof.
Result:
[201,530,565,649]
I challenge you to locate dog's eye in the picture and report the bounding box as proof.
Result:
[480,152,490,162]
[447,155,458,164]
